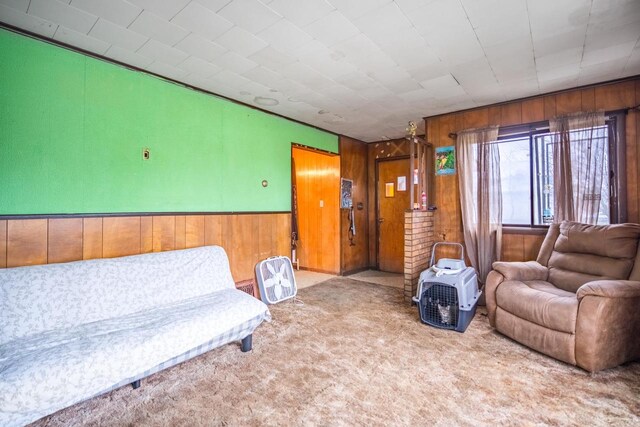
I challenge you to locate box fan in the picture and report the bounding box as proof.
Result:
[412,242,480,332]
[255,256,297,304]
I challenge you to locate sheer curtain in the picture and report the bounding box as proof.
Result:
[550,111,607,224]
[457,126,501,284]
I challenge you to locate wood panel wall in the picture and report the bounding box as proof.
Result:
[292,147,340,274]
[339,136,369,274]
[0,213,291,281]
[425,77,640,262]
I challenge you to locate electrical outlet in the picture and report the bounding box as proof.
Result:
[319,200,324,207]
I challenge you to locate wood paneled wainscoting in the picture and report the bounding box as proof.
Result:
[0,213,291,281]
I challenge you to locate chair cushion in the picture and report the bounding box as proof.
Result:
[496,280,578,333]
[547,221,640,292]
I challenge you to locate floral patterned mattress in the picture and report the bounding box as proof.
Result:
[0,246,271,426]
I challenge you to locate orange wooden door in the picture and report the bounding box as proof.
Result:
[292,147,340,274]
[377,159,410,273]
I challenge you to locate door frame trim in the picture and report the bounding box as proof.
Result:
[374,155,410,270]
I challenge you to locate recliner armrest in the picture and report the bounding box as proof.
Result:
[491,261,549,282]
[577,280,640,300]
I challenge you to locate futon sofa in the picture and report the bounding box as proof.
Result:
[486,221,640,372]
[0,246,271,426]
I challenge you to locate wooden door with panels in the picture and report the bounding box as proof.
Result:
[377,158,410,273]
[292,146,340,274]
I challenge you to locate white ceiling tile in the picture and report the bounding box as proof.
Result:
[367,66,411,86]
[321,85,368,108]
[89,18,148,50]
[333,71,378,91]
[137,39,188,66]
[243,80,277,97]
[328,0,393,20]
[69,0,141,27]
[243,66,287,89]
[539,76,578,93]
[210,69,253,89]
[104,45,154,68]
[332,34,396,70]
[127,0,190,21]
[302,54,358,79]
[420,74,466,99]
[623,48,640,75]
[394,0,435,14]
[180,73,215,91]
[449,57,496,89]
[29,0,97,34]
[383,78,422,94]
[0,0,30,13]
[257,18,313,51]
[193,0,233,13]
[214,26,268,57]
[178,56,221,78]
[585,20,640,51]
[268,0,334,26]
[171,2,233,40]
[129,11,188,47]
[580,41,636,68]
[247,46,296,70]
[215,51,258,74]
[357,85,395,102]
[535,48,583,71]
[527,0,590,39]
[145,60,188,81]
[303,10,359,46]
[398,88,433,103]
[280,62,335,89]
[0,4,57,37]
[590,0,640,26]
[579,57,629,81]
[174,33,227,63]
[53,25,110,54]
[537,64,581,82]
[532,28,586,57]
[287,39,332,60]
[217,0,281,33]
[462,0,530,48]
[353,2,410,40]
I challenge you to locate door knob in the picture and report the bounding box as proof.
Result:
[378,218,385,223]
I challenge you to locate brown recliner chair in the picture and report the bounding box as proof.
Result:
[485,220,640,372]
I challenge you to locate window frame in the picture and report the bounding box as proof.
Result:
[496,112,626,228]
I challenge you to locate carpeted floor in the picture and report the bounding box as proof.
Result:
[35,278,640,426]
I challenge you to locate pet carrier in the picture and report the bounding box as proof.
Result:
[255,256,297,304]
[412,242,480,332]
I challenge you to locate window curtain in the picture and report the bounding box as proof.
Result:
[550,111,606,224]
[457,126,501,284]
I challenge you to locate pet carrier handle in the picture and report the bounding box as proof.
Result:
[429,242,465,267]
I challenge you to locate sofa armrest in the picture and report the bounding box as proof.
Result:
[576,280,640,300]
[484,270,504,327]
[575,288,640,372]
[491,261,548,282]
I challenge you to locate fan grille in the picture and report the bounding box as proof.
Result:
[257,257,297,304]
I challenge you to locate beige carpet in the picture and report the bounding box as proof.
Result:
[35,278,639,426]
[346,269,403,289]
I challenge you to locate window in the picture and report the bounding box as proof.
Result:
[497,113,625,227]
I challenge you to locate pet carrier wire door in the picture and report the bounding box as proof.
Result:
[412,242,480,332]
[256,256,297,304]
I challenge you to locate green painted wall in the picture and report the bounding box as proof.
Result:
[0,30,338,215]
